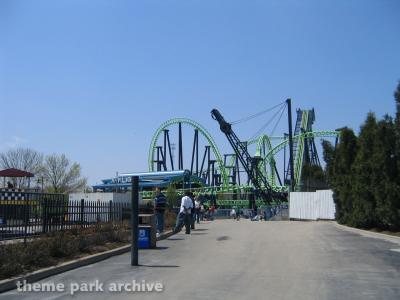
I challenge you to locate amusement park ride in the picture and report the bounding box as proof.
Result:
[211,108,279,203]
[148,99,339,203]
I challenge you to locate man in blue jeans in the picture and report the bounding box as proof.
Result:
[154,187,167,234]
[174,191,194,234]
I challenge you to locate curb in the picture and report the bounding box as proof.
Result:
[334,222,400,246]
[0,230,175,293]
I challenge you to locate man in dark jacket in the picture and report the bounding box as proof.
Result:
[154,187,167,234]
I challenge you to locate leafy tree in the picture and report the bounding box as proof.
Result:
[165,184,179,208]
[350,113,378,228]
[395,81,400,126]
[300,164,328,191]
[394,81,400,176]
[0,147,43,188]
[372,116,400,229]
[321,140,335,184]
[331,128,358,224]
[322,82,400,230]
[42,154,87,193]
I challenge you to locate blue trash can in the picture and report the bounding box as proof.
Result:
[138,226,151,249]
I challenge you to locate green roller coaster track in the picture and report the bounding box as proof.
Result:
[148,118,228,186]
[294,110,309,189]
[263,130,339,190]
[226,134,277,186]
[149,118,339,192]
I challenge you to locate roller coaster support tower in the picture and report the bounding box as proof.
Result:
[287,98,295,192]
[211,109,276,203]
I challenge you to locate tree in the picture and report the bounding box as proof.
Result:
[165,184,180,209]
[300,164,328,191]
[372,116,400,230]
[42,154,87,193]
[321,82,400,230]
[330,128,358,224]
[394,81,400,179]
[0,147,43,188]
[321,140,336,185]
[395,81,400,125]
[350,113,378,228]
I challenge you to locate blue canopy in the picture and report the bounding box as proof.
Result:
[92,170,206,192]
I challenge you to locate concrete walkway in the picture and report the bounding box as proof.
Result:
[1,220,400,300]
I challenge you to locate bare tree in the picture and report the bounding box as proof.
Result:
[42,154,87,193]
[0,147,44,188]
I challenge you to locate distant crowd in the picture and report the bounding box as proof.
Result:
[152,188,286,235]
[153,188,216,235]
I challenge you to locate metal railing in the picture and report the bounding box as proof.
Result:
[0,190,131,241]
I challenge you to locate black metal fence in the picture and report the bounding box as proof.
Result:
[0,190,130,241]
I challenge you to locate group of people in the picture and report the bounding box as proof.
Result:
[153,187,214,235]
[173,191,211,234]
[230,205,277,221]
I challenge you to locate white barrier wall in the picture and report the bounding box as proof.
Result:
[289,190,335,220]
[68,192,143,204]
[68,192,137,222]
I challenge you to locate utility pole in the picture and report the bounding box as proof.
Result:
[131,176,139,266]
[286,98,295,191]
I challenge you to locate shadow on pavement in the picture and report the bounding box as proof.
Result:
[139,265,180,268]
[148,246,169,250]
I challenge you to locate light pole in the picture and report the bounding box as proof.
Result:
[131,176,139,266]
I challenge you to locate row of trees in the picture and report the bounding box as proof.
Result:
[322,82,400,230]
[0,148,87,194]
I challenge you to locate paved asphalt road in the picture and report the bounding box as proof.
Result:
[1,220,400,300]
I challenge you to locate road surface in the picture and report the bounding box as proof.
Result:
[1,220,400,300]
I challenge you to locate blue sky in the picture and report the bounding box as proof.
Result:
[0,0,399,185]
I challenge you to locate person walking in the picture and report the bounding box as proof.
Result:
[236,206,241,221]
[174,191,194,234]
[154,187,167,234]
[190,193,196,230]
[230,208,236,220]
[253,204,258,219]
[209,204,215,221]
[200,203,205,221]
[195,196,201,224]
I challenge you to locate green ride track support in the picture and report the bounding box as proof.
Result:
[148,117,339,193]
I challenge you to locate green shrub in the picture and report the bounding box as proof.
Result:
[0,243,25,279]
[22,238,55,269]
[48,231,80,258]
[0,222,131,279]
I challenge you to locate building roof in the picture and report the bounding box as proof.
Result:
[0,168,35,178]
[92,170,206,191]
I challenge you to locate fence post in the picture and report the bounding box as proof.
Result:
[80,199,85,228]
[109,200,113,222]
[42,197,48,234]
[24,192,29,244]
[61,195,66,231]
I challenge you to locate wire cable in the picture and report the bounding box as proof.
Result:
[249,103,286,140]
[231,101,286,125]
[269,102,287,137]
